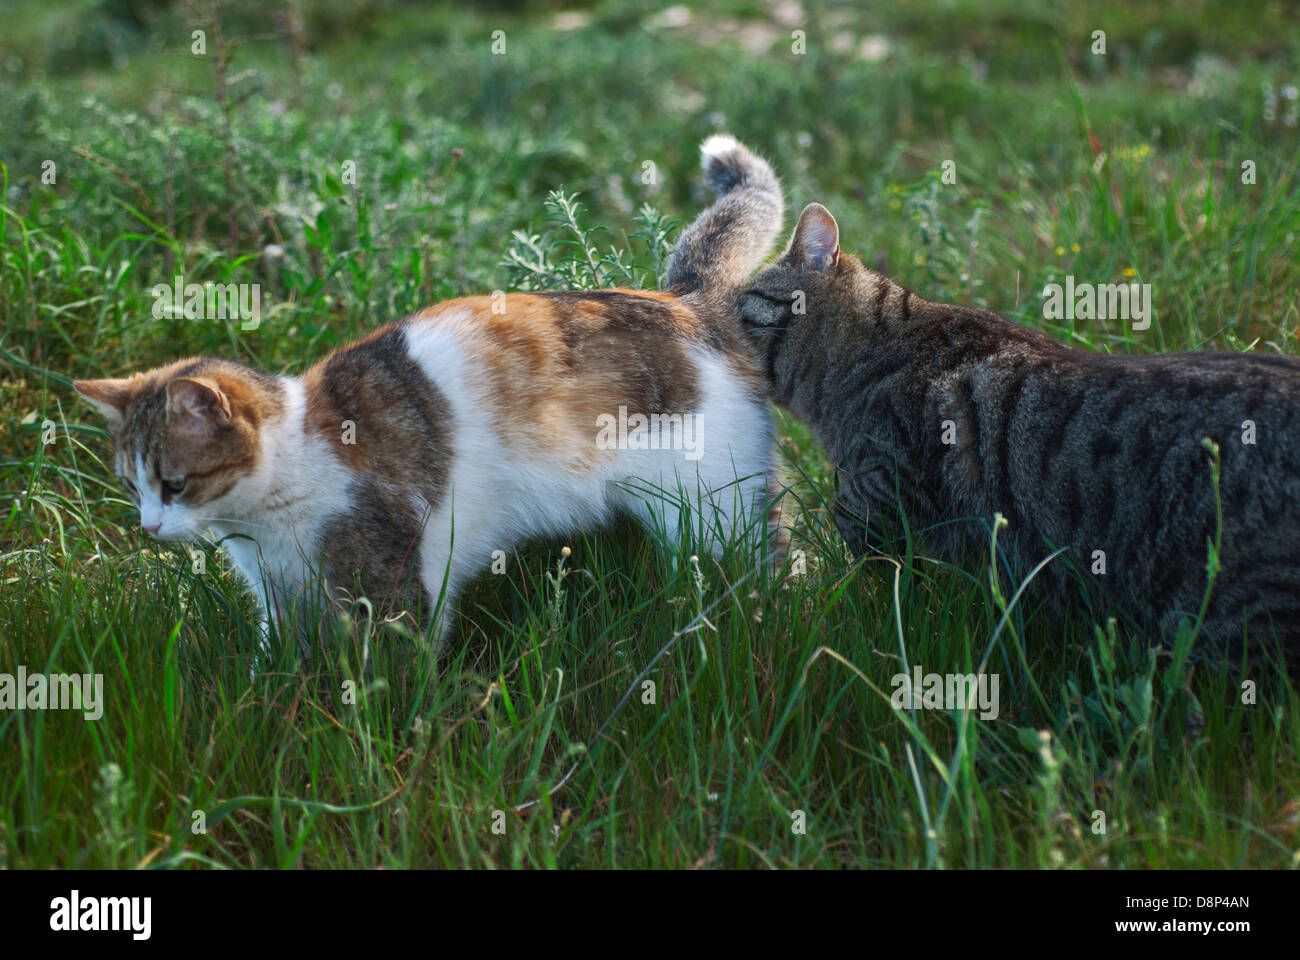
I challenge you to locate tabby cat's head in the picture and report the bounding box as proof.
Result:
[738,202,852,394]
[74,358,284,541]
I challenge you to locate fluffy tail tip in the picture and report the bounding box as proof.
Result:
[699,133,769,195]
[700,133,742,164]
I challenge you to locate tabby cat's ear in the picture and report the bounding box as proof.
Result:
[73,378,135,427]
[791,203,839,272]
[166,377,232,424]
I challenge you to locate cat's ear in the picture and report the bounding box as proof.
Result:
[791,203,840,272]
[166,377,232,424]
[73,378,134,427]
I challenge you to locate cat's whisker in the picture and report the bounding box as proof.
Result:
[190,516,271,530]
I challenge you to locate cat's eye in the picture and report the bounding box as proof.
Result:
[162,478,187,498]
[744,288,792,312]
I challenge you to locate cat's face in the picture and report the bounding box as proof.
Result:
[738,202,844,378]
[74,359,280,541]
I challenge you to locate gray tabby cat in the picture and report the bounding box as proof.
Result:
[739,202,1300,670]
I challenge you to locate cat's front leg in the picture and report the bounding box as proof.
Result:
[833,494,872,558]
[219,536,287,675]
[833,462,896,558]
[415,508,474,661]
[248,595,314,676]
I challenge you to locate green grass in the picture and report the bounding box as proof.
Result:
[2,0,1299,868]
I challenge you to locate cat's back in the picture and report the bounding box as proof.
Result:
[307,290,761,472]
[1025,345,1300,472]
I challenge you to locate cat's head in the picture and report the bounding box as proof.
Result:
[738,202,852,395]
[74,358,284,541]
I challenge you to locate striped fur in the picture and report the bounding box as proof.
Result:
[740,203,1300,671]
[74,136,785,657]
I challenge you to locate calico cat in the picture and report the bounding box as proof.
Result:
[74,135,785,653]
[739,202,1300,670]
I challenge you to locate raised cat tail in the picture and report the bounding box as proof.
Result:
[664,134,784,298]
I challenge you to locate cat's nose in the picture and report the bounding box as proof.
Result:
[143,522,162,536]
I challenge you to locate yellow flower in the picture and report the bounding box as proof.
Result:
[889,198,902,210]
[1124,267,1136,277]
[913,252,927,266]
[1055,246,1065,256]
[1116,143,1153,163]
[1071,243,1080,253]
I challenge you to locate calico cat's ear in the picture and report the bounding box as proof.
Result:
[791,203,839,272]
[73,378,134,427]
[166,377,232,423]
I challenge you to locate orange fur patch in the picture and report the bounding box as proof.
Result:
[411,291,705,465]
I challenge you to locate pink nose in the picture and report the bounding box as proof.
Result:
[144,522,162,536]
